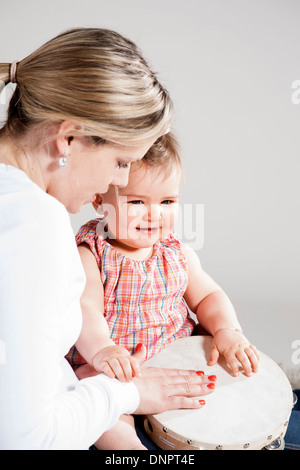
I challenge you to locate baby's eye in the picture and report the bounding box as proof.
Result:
[128,200,144,205]
[161,200,174,205]
[117,162,129,169]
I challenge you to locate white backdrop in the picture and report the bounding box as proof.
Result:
[0,0,299,373]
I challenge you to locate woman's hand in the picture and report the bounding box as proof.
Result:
[133,366,215,414]
[208,329,260,377]
[93,344,142,382]
[81,344,216,414]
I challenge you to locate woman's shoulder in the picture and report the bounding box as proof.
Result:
[0,165,70,230]
[0,166,80,272]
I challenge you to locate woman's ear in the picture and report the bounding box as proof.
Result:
[55,120,80,156]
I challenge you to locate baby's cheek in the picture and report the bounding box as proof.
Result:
[162,208,177,231]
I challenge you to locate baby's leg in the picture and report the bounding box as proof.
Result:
[74,365,146,449]
[94,414,146,450]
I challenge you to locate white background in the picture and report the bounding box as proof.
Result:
[0,0,299,368]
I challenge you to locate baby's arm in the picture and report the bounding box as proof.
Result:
[75,244,141,382]
[183,244,259,377]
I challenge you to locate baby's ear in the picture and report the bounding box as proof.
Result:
[93,193,103,212]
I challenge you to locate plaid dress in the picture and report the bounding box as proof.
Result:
[66,219,195,368]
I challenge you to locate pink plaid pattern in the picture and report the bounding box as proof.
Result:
[66,219,195,367]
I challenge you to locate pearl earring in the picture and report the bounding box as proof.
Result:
[58,155,67,168]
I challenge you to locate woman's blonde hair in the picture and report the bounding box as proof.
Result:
[0,28,172,145]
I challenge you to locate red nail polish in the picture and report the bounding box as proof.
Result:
[136,343,143,352]
[196,371,205,376]
[207,383,215,389]
[199,400,206,405]
[208,375,217,381]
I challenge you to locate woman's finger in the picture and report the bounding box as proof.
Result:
[133,370,216,414]
[141,367,217,387]
[166,395,207,411]
[141,367,208,379]
[168,380,216,398]
[131,344,147,365]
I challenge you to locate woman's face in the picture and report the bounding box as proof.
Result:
[48,136,154,213]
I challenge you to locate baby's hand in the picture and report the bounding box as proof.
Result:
[208,329,260,377]
[92,344,142,382]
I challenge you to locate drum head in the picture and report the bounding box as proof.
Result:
[144,336,293,450]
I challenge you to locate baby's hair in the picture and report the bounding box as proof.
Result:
[135,131,182,181]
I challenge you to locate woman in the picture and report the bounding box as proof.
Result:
[0,28,212,450]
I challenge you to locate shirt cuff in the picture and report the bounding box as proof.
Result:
[84,373,140,416]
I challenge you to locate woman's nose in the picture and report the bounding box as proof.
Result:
[111,167,130,188]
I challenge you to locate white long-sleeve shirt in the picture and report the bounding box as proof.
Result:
[0,164,140,450]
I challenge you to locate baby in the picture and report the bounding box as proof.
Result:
[66,132,259,449]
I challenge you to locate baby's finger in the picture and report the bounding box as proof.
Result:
[208,344,219,366]
[245,346,259,373]
[249,344,260,361]
[108,357,127,382]
[118,356,135,382]
[225,353,240,377]
[100,361,117,380]
[129,357,141,378]
[236,350,252,377]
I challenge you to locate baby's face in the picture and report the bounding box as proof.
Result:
[101,163,180,249]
